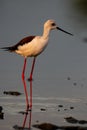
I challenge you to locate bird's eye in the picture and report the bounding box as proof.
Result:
[51,23,56,26]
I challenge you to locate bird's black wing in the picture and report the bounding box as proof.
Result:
[1,35,36,52]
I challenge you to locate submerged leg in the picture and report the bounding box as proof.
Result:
[28,57,36,81]
[29,80,32,110]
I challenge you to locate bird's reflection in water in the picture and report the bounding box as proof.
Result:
[22,73,32,111]
[22,74,32,130]
[22,107,32,130]
[13,77,32,130]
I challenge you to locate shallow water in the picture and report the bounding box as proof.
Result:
[0,0,87,130]
[0,77,87,130]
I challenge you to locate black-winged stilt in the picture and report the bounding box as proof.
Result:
[2,19,73,81]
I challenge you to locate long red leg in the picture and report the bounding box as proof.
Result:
[22,58,29,108]
[22,109,28,128]
[22,108,32,129]
[22,58,27,79]
[29,80,32,110]
[29,110,32,129]
[28,57,36,81]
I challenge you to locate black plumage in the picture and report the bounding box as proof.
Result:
[1,36,35,52]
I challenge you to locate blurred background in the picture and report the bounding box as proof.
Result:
[0,0,87,95]
[0,1,87,129]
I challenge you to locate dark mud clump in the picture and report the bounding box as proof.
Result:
[3,91,22,96]
[0,106,4,119]
[67,77,71,80]
[64,117,78,124]
[70,106,74,110]
[33,122,87,130]
[40,108,46,111]
[83,37,87,43]
[13,125,29,130]
[65,116,87,124]
[0,106,3,112]
[18,111,28,115]
[58,105,63,108]
[33,123,58,130]
[58,104,74,112]
[73,82,77,86]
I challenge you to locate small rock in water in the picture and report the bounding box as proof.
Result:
[58,109,60,112]
[67,77,71,80]
[83,37,87,43]
[0,112,4,120]
[18,111,28,115]
[73,82,77,86]
[0,106,3,113]
[58,105,63,108]
[3,91,22,96]
[64,108,68,111]
[64,117,78,124]
[0,106,4,120]
[78,120,87,124]
[40,108,46,111]
[70,106,74,110]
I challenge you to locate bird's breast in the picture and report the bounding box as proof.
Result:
[29,37,49,56]
[16,36,49,57]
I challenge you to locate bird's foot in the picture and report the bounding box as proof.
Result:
[27,77,33,82]
[26,104,29,110]
[28,104,32,111]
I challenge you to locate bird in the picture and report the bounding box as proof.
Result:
[1,19,73,81]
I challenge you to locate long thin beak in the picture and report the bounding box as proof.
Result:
[56,27,73,36]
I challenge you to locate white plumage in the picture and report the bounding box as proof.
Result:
[2,19,73,80]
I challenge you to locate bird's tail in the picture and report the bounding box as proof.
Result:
[1,46,15,52]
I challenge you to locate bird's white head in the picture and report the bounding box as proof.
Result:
[44,19,57,31]
[44,19,73,36]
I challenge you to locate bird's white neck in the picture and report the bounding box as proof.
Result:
[42,27,51,39]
